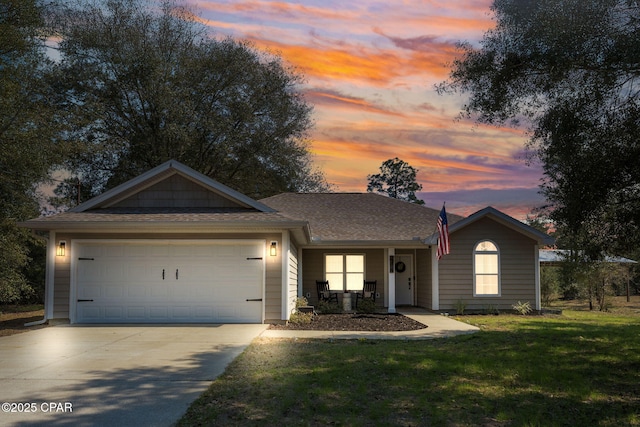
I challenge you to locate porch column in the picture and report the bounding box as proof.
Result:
[298,247,303,298]
[281,231,290,321]
[431,246,439,310]
[388,248,396,313]
[46,232,56,320]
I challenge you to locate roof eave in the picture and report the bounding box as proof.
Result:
[305,239,430,248]
[18,220,309,233]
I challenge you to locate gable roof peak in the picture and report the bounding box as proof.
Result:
[425,205,554,245]
[70,159,275,213]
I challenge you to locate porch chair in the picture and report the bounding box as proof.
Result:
[316,280,339,304]
[355,280,377,308]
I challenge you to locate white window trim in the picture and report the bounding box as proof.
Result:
[324,253,366,292]
[473,240,501,297]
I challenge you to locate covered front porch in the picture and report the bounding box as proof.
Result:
[298,246,437,313]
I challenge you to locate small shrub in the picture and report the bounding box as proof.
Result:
[356,299,377,314]
[317,300,343,314]
[455,299,467,315]
[295,296,309,308]
[289,311,313,325]
[483,305,500,315]
[512,300,533,315]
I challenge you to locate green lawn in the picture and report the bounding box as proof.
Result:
[179,308,640,426]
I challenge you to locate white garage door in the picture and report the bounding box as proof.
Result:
[73,240,264,324]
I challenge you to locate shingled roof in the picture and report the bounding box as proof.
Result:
[19,160,309,235]
[260,193,464,244]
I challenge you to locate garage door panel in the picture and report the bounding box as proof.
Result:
[127,307,146,319]
[105,285,125,298]
[185,265,214,280]
[127,285,149,298]
[172,306,191,318]
[105,306,124,319]
[193,307,215,318]
[79,285,103,299]
[78,262,110,282]
[75,241,264,324]
[149,307,169,319]
[78,305,101,321]
[190,285,213,299]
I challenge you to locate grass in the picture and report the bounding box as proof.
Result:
[180,297,640,427]
[2,299,639,425]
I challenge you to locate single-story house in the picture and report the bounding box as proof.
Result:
[21,160,554,324]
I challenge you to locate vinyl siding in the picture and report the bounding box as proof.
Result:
[287,242,299,318]
[53,234,71,319]
[111,174,245,209]
[265,242,282,322]
[438,217,537,311]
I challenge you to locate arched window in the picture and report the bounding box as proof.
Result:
[474,240,500,296]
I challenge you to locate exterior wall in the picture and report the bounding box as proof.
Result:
[287,242,299,317]
[438,217,538,311]
[301,248,385,307]
[263,235,283,322]
[415,248,432,308]
[52,232,282,323]
[112,174,244,209]
[53,237,71,319]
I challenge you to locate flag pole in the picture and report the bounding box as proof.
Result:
[431,201,445,236]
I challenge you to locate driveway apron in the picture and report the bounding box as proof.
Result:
[0,324,267,427]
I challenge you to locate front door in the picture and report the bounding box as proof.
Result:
[395,254,413,305]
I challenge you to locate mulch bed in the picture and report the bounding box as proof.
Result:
[268,313,427,331]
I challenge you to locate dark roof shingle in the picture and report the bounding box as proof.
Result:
[260,193,464,242]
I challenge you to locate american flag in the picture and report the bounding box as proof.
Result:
[437,204,449,260]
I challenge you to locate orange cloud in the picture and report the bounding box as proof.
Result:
[250,36,460,86]
[305,89,407,118]
[252,39,404,85]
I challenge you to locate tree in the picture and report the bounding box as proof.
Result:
[50,0,329,207]
[439,0,640,257]
[367,158,424,205]
[0,0,73,303]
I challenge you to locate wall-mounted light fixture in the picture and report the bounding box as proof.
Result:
[56,241,66,257]
[270,241,277,256]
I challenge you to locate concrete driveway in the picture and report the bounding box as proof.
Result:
[0,324,267,427]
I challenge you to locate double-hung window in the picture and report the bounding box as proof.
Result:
[474,240,500,296]
[325,254,364,291]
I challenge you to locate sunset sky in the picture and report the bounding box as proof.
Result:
[190,0,546,219]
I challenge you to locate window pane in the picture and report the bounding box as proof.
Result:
[475,254,498,274]
[346,255,364,273]
[346,273,364,291]
[476,275,499,295]
[476,241,497,252]
[326,273,343,290]
[326,255,344,273]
